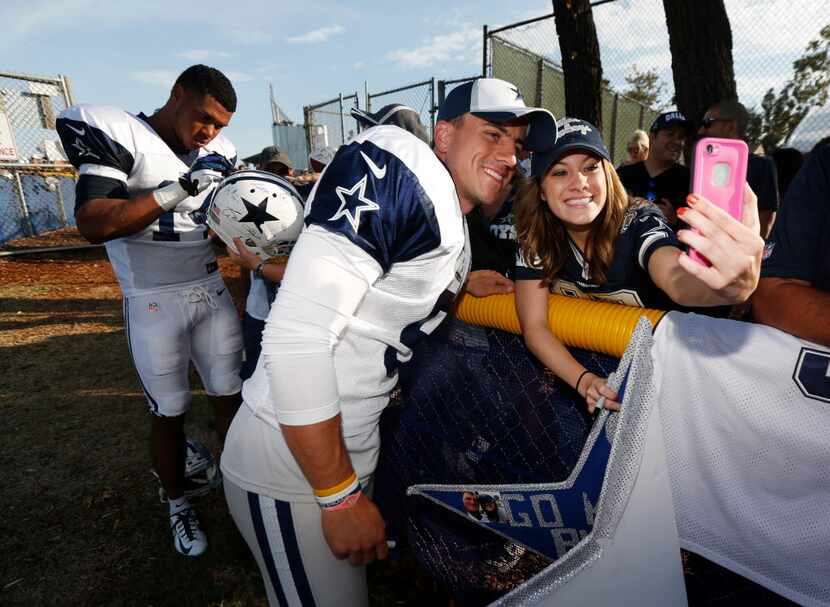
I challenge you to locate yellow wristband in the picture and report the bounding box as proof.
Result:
[314,472,358,498]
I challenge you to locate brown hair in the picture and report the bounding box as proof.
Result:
[515,158,633,286]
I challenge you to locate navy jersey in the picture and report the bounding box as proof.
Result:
[516,203,679,309]
[468,196,518,278]
[762,144,830,292]
[56,104,237,296]
[747,154,780,212]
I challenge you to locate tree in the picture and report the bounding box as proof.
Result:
[662,0,737,124]
[754,25,830,152]
[622,66,669,110]
[552,0,604,129]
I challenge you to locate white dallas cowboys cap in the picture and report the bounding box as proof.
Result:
[436,78,557,151]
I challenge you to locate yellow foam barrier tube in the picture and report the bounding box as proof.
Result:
[454,293,666,358]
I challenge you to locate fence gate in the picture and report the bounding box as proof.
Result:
[0,71,77,244]
[303,92,361,154]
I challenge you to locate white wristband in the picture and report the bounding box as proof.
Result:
[152,180,189,211]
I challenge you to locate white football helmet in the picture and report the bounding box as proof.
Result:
[207,170,304,260]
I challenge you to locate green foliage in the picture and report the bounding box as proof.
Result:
[622,65,669,110]
[755,25,830,152]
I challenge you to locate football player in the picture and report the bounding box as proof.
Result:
[220,78,556,606]
[56,65,243,558]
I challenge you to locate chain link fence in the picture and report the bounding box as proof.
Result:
[486,15,658,166]
[0,71,77,244]
[303,92,361,156]
[368,79,436,142]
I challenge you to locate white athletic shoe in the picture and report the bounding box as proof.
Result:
[170,507,208,557]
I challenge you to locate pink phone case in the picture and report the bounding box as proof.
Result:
[689,137,748,266]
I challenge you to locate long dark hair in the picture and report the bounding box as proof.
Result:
[515,158,632,286]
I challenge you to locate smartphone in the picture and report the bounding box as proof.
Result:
[689,137,748,266]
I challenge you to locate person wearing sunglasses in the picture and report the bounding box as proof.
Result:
[699,100,779,238]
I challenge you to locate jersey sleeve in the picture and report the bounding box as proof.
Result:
[514,245,545,281]
[762,146,830,283]
[56,105,136,210]
[303,130,444,273]
[629,203,680,269]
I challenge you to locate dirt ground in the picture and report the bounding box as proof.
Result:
[0,229,796,606]
[0,230,447,607]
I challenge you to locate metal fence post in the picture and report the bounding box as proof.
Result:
[535,58,544,107]
[303,105,312,152]
[609,93,620,161]
[483,25,489,77]
[639,105,645,130]
[438,80,446,107]
[54,178,68,227]
[13,171,33,236]
[430,77,436,133]
[338,93,345,145]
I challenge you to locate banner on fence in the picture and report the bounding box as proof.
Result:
[0,111,18,161]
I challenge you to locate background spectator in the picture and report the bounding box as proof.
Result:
[617,111,693,227]
[753,144,830,347]
[699,99,779,238]
[618,129,649,168]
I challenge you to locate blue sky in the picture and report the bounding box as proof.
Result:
[3,0,827,158]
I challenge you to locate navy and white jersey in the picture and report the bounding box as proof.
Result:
[224,126,470,501]
[56,104,237,296]
[515,203,679,309]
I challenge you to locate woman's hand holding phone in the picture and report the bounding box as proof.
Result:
[674,185,764,304]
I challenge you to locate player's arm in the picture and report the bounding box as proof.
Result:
[465,269,514,297]
[261,228,388,565]
[75,153,234,243]
[227,237,287,283]
[515,279,619,413]
[753,278,830,347]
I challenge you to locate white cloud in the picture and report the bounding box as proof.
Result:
[225,71,254,83]
[388,27,481,69]
[353,61,366,71]
[226,28,272,45]
[286,25,345,45]
[176,49,231,61]
[130,70,177,87]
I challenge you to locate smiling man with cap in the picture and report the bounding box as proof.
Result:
[617,110,694,227]
[220,77,554,606]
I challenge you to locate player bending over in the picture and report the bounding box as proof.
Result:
[57,65,243,558]
[219,78,556,606]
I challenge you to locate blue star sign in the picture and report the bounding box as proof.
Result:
[239,196,278,233]
[330,175,380,233]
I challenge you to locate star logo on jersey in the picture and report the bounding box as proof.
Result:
[330,174,380,233]
[71,137,100,160]
[239,196,278,233]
